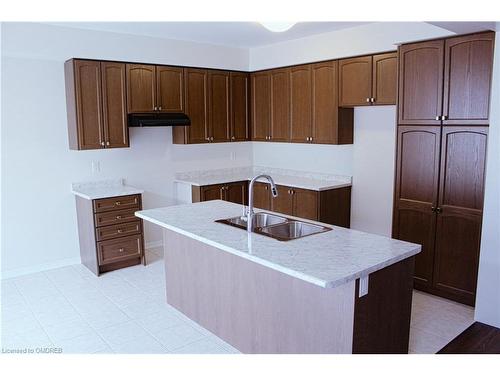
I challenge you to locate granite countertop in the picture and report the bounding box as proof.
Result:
[174,166,352,191]
[71,179,144,200]
[136,200,421,289]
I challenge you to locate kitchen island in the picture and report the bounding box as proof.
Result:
[136,200,421,354]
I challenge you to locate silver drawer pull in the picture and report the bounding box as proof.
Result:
[115,201,121,205]
[117,229,123,233]
[118,248,124,253]
[116,215,122,219]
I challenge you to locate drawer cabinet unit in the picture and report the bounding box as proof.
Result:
[126,64,184,113]
[75,193,145,276]
[339,52,397,107]
[65,59,128,150]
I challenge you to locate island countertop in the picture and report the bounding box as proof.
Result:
[136,200,421,289]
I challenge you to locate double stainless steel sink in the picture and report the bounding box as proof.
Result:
[215,212,332,241]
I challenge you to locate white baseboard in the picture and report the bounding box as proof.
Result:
[145,240,163,249]
[1,257,81,280]
[1,241,163,280]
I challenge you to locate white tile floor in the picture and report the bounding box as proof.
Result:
[1,247,474,354]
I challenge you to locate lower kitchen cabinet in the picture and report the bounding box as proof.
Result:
[75,194,145,276]
[192,181,248,205]
[193,181,351,228]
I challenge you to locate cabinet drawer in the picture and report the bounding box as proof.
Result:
[97,235,143,265]
[94,208,138,227]
[93,194,141,213]
[95,220,142,241]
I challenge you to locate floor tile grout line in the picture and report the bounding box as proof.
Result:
[9,276,57,349]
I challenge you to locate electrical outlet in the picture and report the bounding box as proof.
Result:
[230,151,236,161]
[91,161,100,174]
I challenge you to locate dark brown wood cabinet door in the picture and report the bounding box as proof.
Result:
[271,185,293,216]
[126,64,156,113]
[201,184,225,201]
[392,126,441,289]
[443,32,494,125]
[230,72,249,141]
[312,61,339,144]
[270,68,291,142]
[225,181,248,205]
[292,188,318,221]
[185,68,209,143]
[398,40,444,124]
[253,182,271,210]
[101,62,128,148]
[208,70,230,142]
[251,72,271,141]
[372,52,397,105]
[72,60,104,150]
[290,65,312,143]
[433,127,488,305]
[339,56,372,106]
[156,66,184,112]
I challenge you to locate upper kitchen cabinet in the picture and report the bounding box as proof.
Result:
[399,32,494,126]
[156,66,184,113]
[442,32,494,125]
[65,59,128,150]
[270,68,291,142]
[126,64,184,113]
[290,64,312,143]
[101,62,128,148]
[126,64,156,113]
[372,52,398,105]
[311,61,353,144]
[251,71,272,141]
[208,70,231,142]
[182,68,209,143]
[174,69,249,144]
[339,53,397,107]
[398,40,445,125]
[230,72,250,141]
[339,56,372,106]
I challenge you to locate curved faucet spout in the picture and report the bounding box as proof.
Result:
[247,174,278,234]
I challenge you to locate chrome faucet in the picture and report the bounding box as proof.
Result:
[247,174,278,234]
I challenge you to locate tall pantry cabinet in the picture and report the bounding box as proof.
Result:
[393,32,494,306]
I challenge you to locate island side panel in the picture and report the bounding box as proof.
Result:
[352,256,415,353]
[163,229,356,354]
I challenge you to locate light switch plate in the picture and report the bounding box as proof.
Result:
[91,161,100,174]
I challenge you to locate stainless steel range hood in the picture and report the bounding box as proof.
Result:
[127,113,191,127]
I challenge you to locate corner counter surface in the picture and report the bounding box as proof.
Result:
[136,200,421,289]
[174,166,352,191]
[71,179,144,200]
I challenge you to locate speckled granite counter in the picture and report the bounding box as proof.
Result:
[136,200,420,289]
[174,166,352,191]
[71,179,144,200]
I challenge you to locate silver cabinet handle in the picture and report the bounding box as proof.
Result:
[310,137,313,142]
[366,98,371,103]
[442,115,447,120]
[106,141,110,146]
[101,141,105,147]
[436,116,441,121]
[118,248,124,253]
[231,136,235,140]
[158,106,162,111]
[154,106,157,111]
[370,97,375,103]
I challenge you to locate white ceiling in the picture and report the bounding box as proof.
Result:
[47,22,372,48]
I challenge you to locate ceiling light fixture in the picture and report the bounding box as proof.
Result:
[260,22,296,33]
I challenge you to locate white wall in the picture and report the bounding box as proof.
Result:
[250,22,453,70]
[474,30,500,328]
[1,23,252,277]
